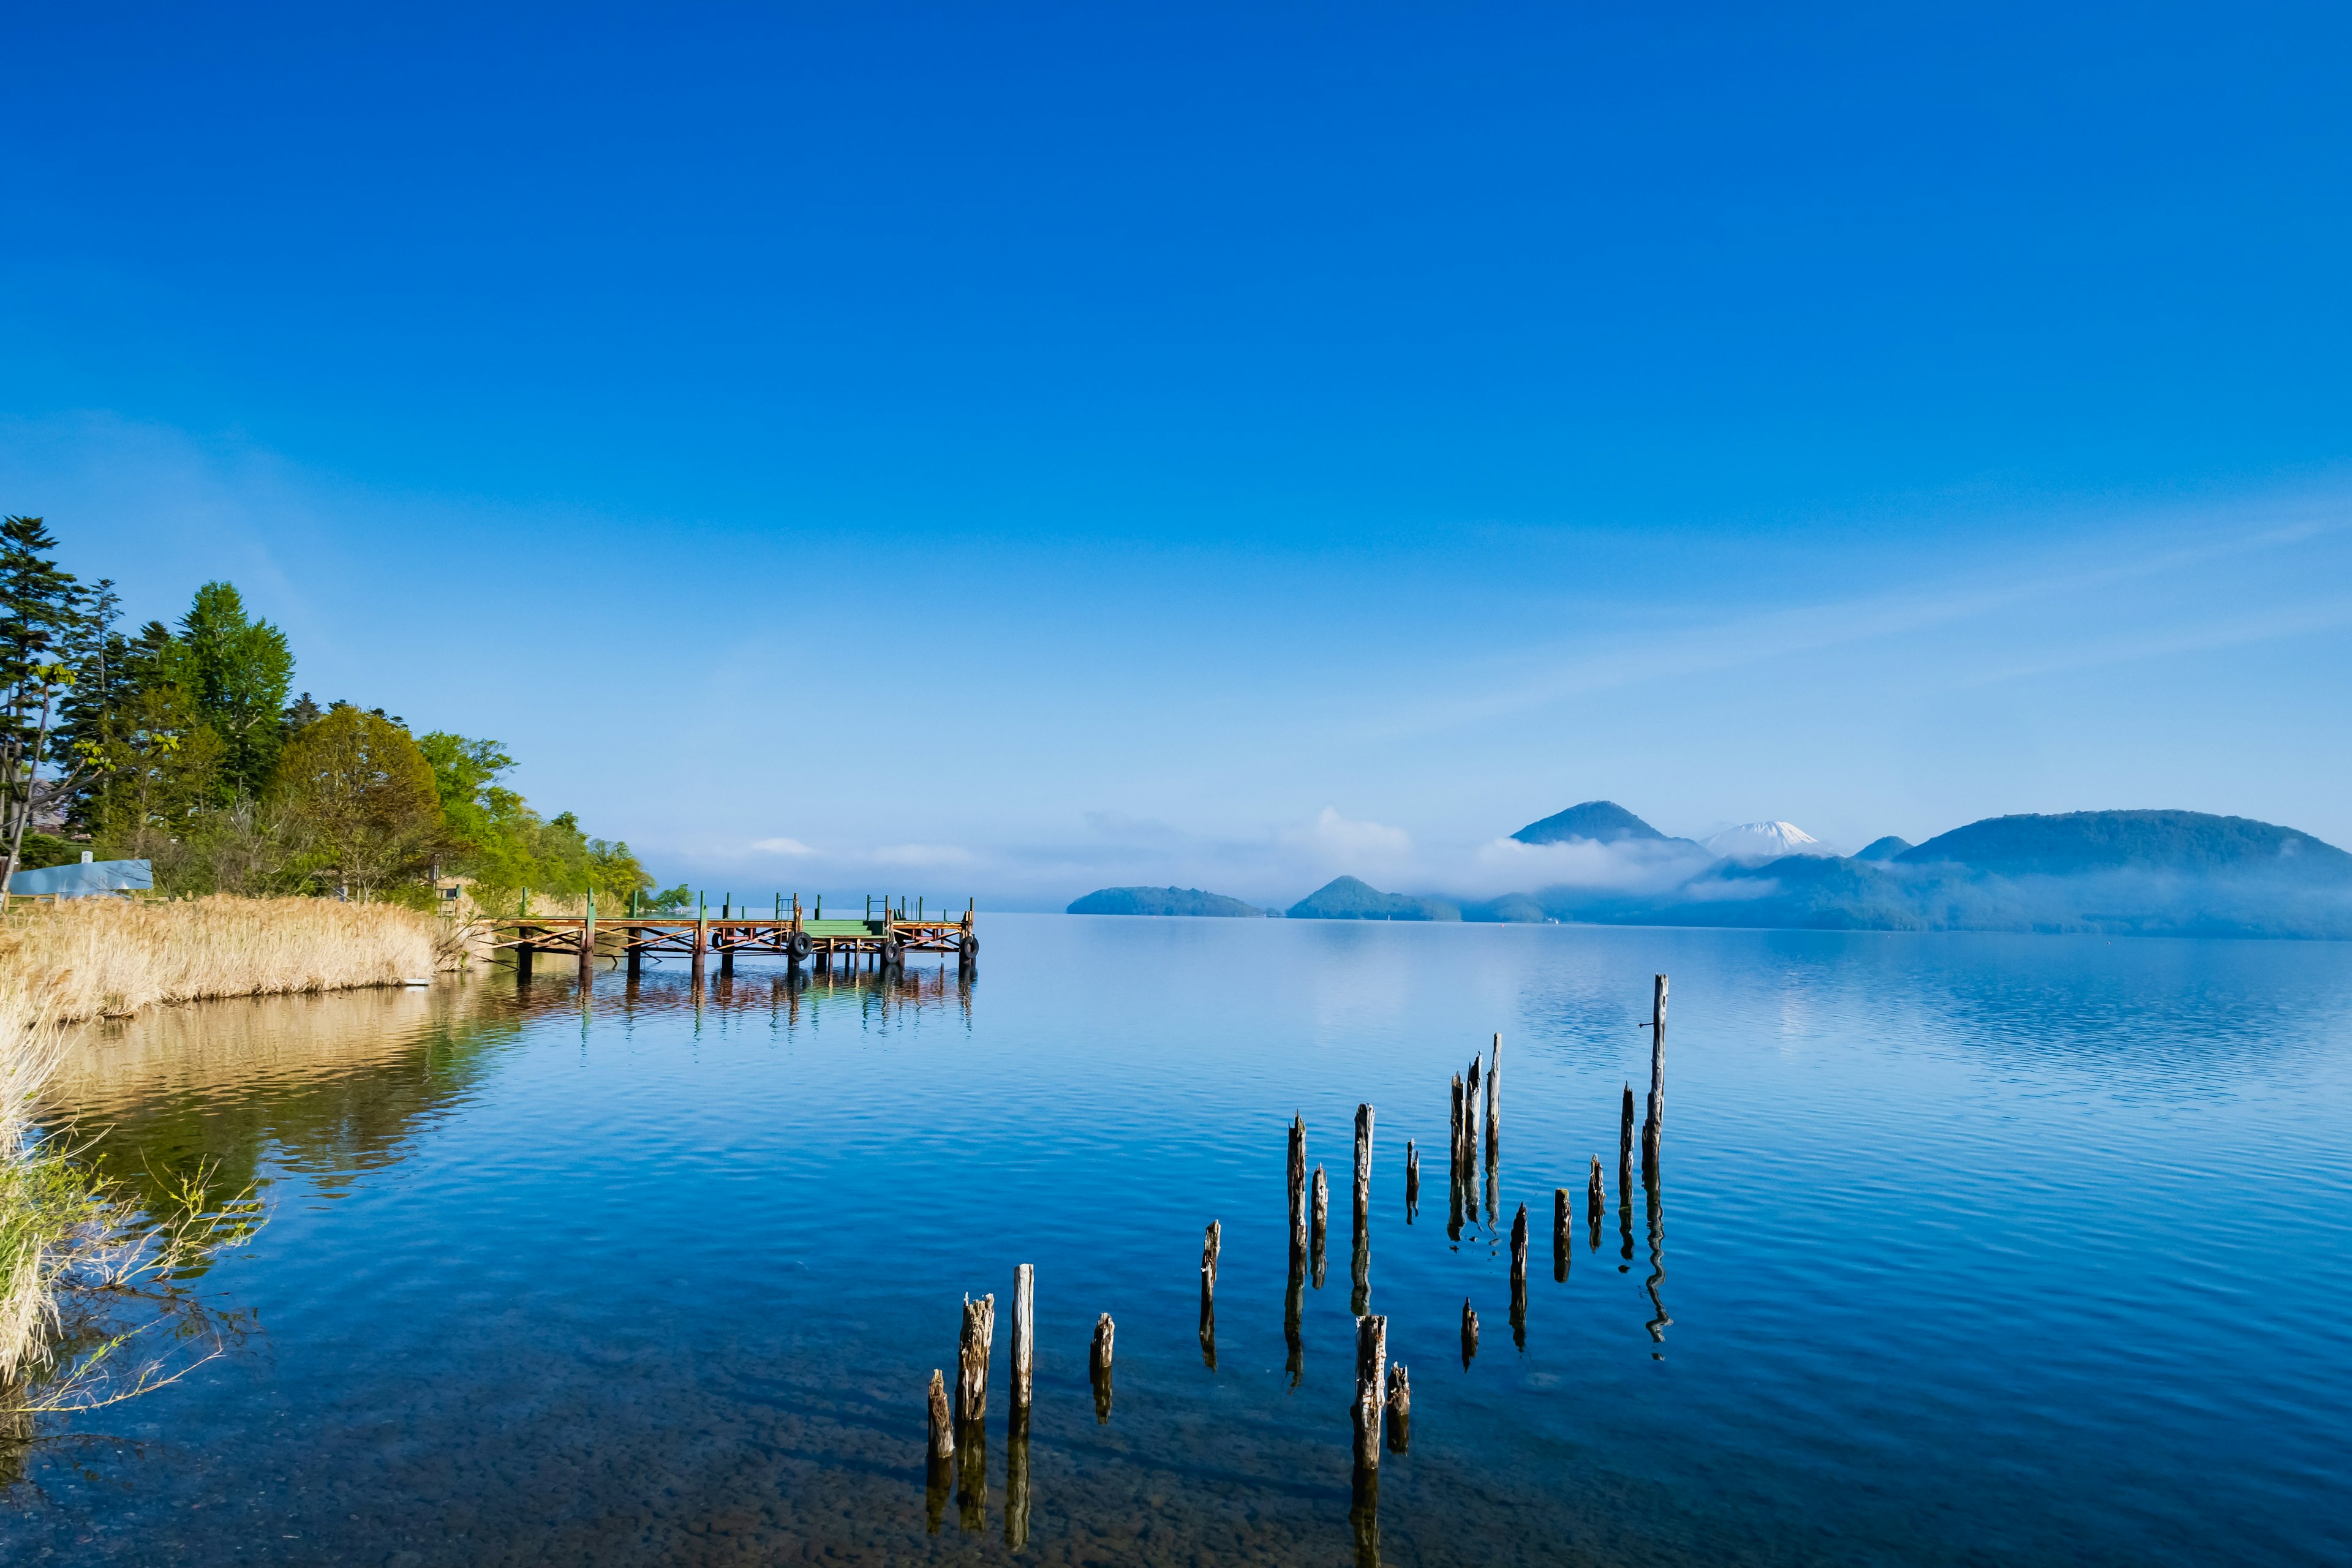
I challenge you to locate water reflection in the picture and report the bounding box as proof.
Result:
[1645,1158,1670,1346]
[46,985,519,1219]
[1003,1409,1031,1550]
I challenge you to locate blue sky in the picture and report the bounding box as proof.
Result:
[6,3,2350,907]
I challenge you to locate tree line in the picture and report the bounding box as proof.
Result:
[1,514,684,908]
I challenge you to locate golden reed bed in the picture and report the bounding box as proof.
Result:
[1,896,446,1023]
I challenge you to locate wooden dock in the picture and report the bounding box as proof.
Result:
[481,895,976,984]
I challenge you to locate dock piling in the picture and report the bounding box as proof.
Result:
[1384,1362,1411,1452]
[1011,1264,1035,1415]
[1311,1163,1329,1287]
[956,1293,994,1427]
[1090,1314,1115,1422]
[1199,1221,1219,1368]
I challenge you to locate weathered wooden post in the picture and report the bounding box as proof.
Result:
[957,1293,995,1427]
[1199,1221,1219,1368]
[1464,1057,1481,1164]
[1460,1298,1479,1367]
[1553,1186,1570,1281]
[1351,1104,1373,1311]
[1509,1202,1529,1347]
[1485,1033,1500,1166]
[1090,1313,1115,1423]
[1311,1164,1329,1288]
[925,1366,954,1534]
[1011,1264,1035,1415]
[579,890,596,989]
[1352,1103,1374,1238]
[514,934,533,984]
[1620,1082,1635,1191]
[1643,973,1667,1175]
[927,1367,954,1461]
[1289,1115,1307,1252]
[1404,1139,1419,1220]
[1588,1155,1605,1250]
[692,894,708,987]
[1353,1314,1388,1470]
[1384,1362,1411,1452]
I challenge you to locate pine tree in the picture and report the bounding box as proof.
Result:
[0,516,88,893]
[177,581,293,801]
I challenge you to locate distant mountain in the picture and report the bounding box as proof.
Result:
[1897,810,2352,880]
[1511,801,1665,845]
[1068,886,1264,917]
[1287,876,1461,922]
[1518,809,2352,939]
[1704,821,1836,862]
[1853,835,1912,862]
[1463,892,1547,924]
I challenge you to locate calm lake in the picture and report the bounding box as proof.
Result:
[8,915,2351,1566]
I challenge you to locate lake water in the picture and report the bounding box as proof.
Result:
[7,916,2351,1566]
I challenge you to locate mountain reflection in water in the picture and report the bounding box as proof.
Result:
[4,918,2348,1567]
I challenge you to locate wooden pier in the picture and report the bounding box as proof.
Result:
[481,895,976,983]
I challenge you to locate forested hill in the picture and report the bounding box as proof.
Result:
[1898,810,2352,879]
[1287,876,1460,921]
[1510,800,1667,844]
[1068,886,1264,916]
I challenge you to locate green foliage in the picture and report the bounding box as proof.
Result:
[1068,886,1264,916]
[1285,875,1460,921]
[270,707,445,899]
[9,832,79,872]
[417,731,652,904]
[175,583,292,801]
[4,514,663,902]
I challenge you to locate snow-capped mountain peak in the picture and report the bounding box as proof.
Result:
[1703,820,1839,862]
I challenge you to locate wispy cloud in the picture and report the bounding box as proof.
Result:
[1359,507,2350,742]
[750,837,816,855]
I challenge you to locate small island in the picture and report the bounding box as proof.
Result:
[1067,886,1266,917]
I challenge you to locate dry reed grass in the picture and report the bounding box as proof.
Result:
[0,897,446,1022]
[1,978,66,1381]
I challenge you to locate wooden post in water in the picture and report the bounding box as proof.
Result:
[1384,1362,1411,1452]
[1464,1057,1481,1167]
[1090,1313,1115,1422]
[957,1293,994,1427]
[1199,1222,1219,1368]
[515,935,533,983]
[1460,1298,1479,1367]
[1353,1314,1388,1471]
[1353,1103,1374,1234]
[1288,1115,1307,1252]
[1404,1139,1419,1220]
[1010,1264,1035,1415]
[578,891,596,988]
[1485,1033,1500,1166]
[1643,973,1668,1175]
[692,895,707,986]
[1311,1164,1329,1287]
[1509,1202,1529,1347]
[1588,1155,1606,1250]
[1553,1186,1570,1281]
[927,1368,954,1461]
[1620,1082,1635,1184]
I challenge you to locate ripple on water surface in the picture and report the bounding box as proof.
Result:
[8,917,2352,1566]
